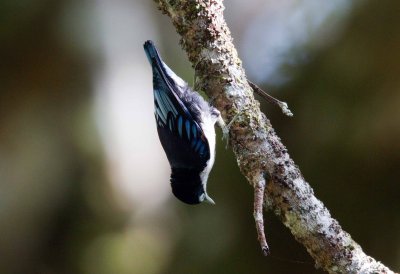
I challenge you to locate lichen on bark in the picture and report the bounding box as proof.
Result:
[153,0,396,273]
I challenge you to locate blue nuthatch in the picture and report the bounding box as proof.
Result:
[144,40,226,205]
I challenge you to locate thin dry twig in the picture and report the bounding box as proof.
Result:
[253,172,269,256]
[248,81,293,117]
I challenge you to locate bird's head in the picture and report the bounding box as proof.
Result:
[170,168,215,205]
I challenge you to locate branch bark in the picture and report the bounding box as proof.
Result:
[153,0,396,273]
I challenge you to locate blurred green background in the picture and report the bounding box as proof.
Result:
[1,0,399,273]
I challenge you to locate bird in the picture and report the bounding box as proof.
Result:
[143,40,227,205]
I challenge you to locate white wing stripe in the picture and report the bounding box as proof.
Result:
[154,91,167,123]
[160,89,178,116]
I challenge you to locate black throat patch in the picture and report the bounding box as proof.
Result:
[170,167,204,205]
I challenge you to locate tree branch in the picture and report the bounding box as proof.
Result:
[153,0,396,273]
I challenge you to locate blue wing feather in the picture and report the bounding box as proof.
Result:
[147,46,210,168]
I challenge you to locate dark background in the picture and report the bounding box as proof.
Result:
[1,0,399,273]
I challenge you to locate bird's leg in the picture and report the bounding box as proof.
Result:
[216,114,229,140]
[212,109,229,145]
[248,81,293,117]
[212,104,249,148]
[253,172,270,256]
[192,57,207,90]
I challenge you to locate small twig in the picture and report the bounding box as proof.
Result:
[253,172,269,256]
[248,81,293,117]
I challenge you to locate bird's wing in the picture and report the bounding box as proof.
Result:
[154,85,210,169]
[150,57,210,169]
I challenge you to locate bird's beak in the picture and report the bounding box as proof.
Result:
[204,194,215,205]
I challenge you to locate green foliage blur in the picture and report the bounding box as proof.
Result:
[0,0,399,273]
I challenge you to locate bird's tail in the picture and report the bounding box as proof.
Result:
[143,40,161,65]
[143,40,187,91]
